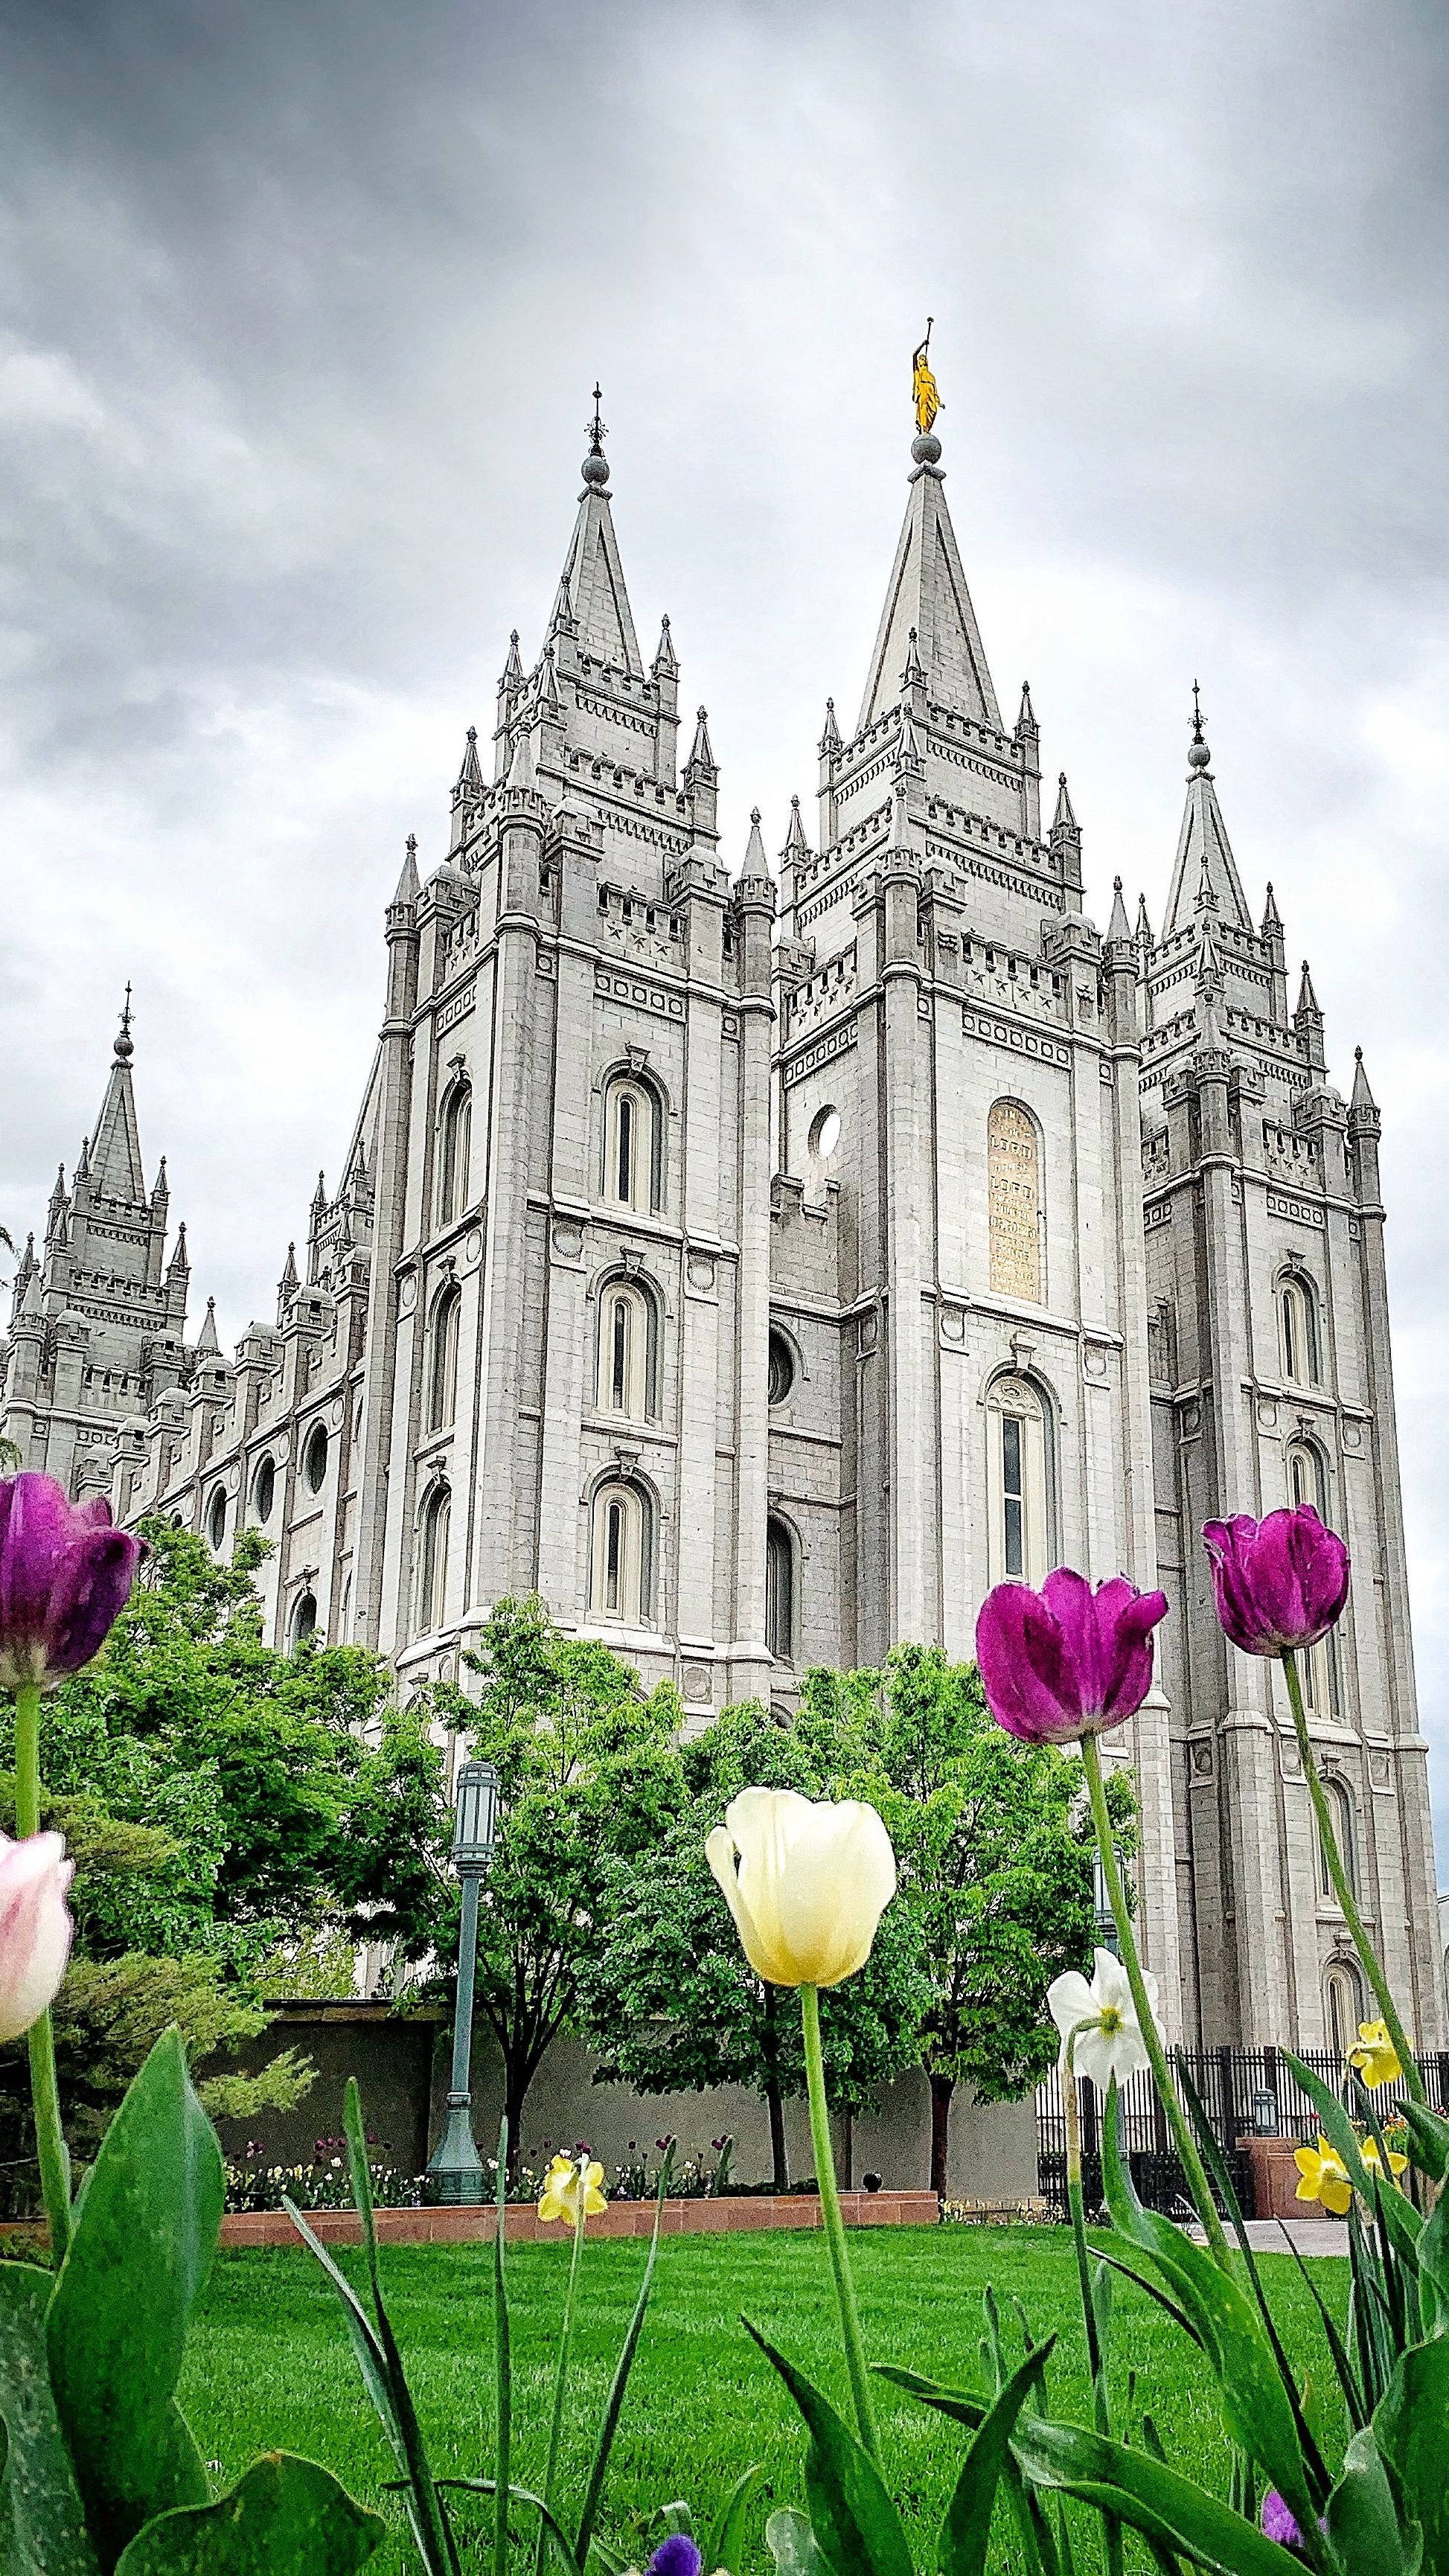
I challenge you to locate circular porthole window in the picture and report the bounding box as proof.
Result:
[767,1330,795,1406]
[252,1455,276,1524]
[206,1488,226,1551]
[303,1424,329,1492]
[808,1105,842,1162]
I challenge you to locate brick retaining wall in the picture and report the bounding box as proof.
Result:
[220,2188,940,2249]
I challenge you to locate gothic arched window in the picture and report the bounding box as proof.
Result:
[602,1073,663,1214]
[1324,1960,1363,2056]
[597,1277,656,1419]
[438,1081,473,1228]
[765,1517,796,1665]
[418,1482,451,1633]
[427,1282,462,1431]
[590,1480,650,1626]
[290,1590,318,1650]
[1288,1440,1339,1713]
[1318,1775,1357,1905]
[985,1374,1052,1586]
[988,1101,1043,1304]
[1279,1272,1320,1387]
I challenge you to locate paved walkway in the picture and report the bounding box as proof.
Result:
[1186,2217,1348,2257]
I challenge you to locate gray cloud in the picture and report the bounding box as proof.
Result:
[3,0,1448,1847]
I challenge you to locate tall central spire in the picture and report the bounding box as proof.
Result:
[86,989,147,1206]
[1161,686,1252,935]
[551,385,643,677]
[856,350,1001,735]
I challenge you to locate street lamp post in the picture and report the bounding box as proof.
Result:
[425,1757,499,2205]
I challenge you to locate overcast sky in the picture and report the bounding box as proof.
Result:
[3,0,1448,1855]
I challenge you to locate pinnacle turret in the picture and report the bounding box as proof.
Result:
[1296,959,1322,1019]
[1261,880,1283,935]
[390,834,420,912]
[1107,877,1133,942]
[196,1296,220,1355]
[781,796,807,860]
[651,614,677,678]
[1052,773,1078,834]
[685,706,716,779]
[455,726,484,796]
[1016,680,1038,736]
[819,697,842,758]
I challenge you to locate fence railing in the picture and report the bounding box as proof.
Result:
[1035,2046,1449,2221]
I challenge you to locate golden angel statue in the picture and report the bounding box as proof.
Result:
[912,322,941,436]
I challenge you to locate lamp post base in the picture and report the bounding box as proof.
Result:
[424,2093,485,2205]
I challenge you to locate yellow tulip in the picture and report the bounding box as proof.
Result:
[1293,2136,1352,2217]
[537,2152,607,2228]
[1346,2019,1402,2090]
[705,1788,896,1989]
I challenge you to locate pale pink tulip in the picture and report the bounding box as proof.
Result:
[0,1833,74,2042]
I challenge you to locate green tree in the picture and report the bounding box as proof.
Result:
[578,1698,930,2187]
[416,1598,691,2162]
[819,1643,1137,2195]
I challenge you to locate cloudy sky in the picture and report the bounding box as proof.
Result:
[3,0,1448,1845]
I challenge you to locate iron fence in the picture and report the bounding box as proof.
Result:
[1035,2047,1449,2221]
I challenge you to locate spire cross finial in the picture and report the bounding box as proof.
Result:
[588,383,606,456]
[1191,680,1204,744]
[115,982,135,1061]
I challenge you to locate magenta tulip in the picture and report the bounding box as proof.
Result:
[976,1567,1168,1745]
[1202,1506,1349,1657]
[0,1832,74,2043]
[0,1474,146,1694]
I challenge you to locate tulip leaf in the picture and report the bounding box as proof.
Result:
[764,2508,825,2576]
[1401,2103,1449,2183]
[742,2322,913,2576]
[938,2338,1055,2576]
[47,2027,223,2571]
[1012,2420,1302,2576]
[706,2465,767,2576]
[1324,2428,1421,2576]
[872,2365,988,2430]
[1100,2088,1318,2540]
[575,2155,671,2569]
[110,2454,384,2576]
[0,2260,99,2576]
[1375,2337,1449,2575]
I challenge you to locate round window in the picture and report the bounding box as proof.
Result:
[253,1455,276,1524]
[808,1105,842,1161]
[767,1329,795,1406]
[206,1488,226,1551]
[303,1425,329,1492]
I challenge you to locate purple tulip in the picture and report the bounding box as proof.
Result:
[1260,2490,1302,2548]
[1202,1506,1349,1658]
[646,2540,702,2576]
[0,1474,146,1694]
[976,1567,1168,1745]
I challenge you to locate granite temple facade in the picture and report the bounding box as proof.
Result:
[4,411,1440,2054]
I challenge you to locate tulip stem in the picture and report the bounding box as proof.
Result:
[1079,1736,1231,2270]
[800,1982,880,2466]
[535,2170,587,2576]
[1280,1647,1424,2106]
[12,1681,70,2265]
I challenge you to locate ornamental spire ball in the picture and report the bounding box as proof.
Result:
[0,1473,147,1693]
[975,1567,1168,1745]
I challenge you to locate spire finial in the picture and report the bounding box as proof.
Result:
[1188,679,1211,771]
[115,982,134,1063]
[910,321,943,467]
[581,383,610,489]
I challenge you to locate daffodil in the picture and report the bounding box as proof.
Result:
[1294,2136,1353,2216]
[1358,2135,1410,2187]
[1346,2018,1402,2090]
[1047,1948,1158,2094]
[537,2152,607,2228]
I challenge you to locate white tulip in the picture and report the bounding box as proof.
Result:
[0,1831,73,2044]
[706,1787,896,1988]
[1048,1946,1157,2093]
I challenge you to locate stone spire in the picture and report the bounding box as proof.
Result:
[1350,1044,1378,1118]
[1107,876,1133,942]
[87,988,147,1208]
[856,415,1001,734]
[455,726,484,797]
[819,697,842,758]
[781,795,808,861]
[552,385,642,676]
[1162,685,1252,936]
[196,1295,220,1355]
[685,706,717,781]
[391,834,420,911]
[651,613,677,678]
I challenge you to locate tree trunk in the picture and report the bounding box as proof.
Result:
[503,2062,531,2184]
[929,2071,955,2199]
[762,1984,790,2188]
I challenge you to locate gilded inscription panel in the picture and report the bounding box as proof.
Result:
[988,1101,1042,1303]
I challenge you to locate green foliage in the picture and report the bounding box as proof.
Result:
[828,1643,1136,2109]
[110,2455,385,2576]
[577,1697,931,2173]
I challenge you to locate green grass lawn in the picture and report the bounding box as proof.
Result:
[182,2225,1345,2572]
